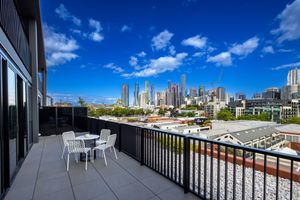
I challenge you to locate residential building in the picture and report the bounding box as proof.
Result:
[235,92,246,100]
[252,92,262,99]
[140,92,147,108]
[121,84,129,107]
[189,87,197,99]
[0,0,46,196]
[204,101,226,118]
[215,126,284,150]
[145,80,149,104]
[262,87,280,99]
[156,91,166,106]
[180,74,186,104]
[216,87,226,102]
[134,82,139,106]
[150,84,155,105]
[287,68,300,86]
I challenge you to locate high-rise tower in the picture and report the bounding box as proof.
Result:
[134,82,139,106]
[121,84,129,107]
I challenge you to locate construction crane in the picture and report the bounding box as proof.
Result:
[210,68,224,89]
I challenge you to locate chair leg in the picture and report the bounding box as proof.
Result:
[113,147,118,160]
[61,146,66,159]
[90,150,94,163]
[67,154,70,171]
[103,150,107,166]
[75,153,78,163]
[85,153,88,170]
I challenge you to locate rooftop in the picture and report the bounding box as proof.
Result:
[4,136,197,200]
[230,126,279,143]
[276,124,300,134]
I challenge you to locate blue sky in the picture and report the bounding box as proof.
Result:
[40,0,300,104]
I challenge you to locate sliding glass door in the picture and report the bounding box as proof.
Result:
[0,54,3,198]
[7,67,19,179]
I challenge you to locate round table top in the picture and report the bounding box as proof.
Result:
[76,134,99,140]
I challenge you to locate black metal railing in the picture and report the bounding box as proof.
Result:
[0,0,31,73]
[41,115,300,199]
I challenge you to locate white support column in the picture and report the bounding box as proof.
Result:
[29,19,39,143]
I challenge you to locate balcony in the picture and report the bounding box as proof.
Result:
[5,109,300,200]
[4,135,197,200]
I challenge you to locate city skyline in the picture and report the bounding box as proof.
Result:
[41,0,300,104]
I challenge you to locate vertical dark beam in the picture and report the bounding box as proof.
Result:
[198,141,201,196]
[210,142,213,200]
[140,128,144,166]
[290,160,294,200]
[71,107,74,129]
[217,145,220,200]
[263,154,267,200]
[252,153,256,200]
[204,142,207,199]
[276,157,279,200]
[233,148,236,200]
[118,124,122,152]
[2,59,10,187]
[0,57,3,193]
[225,146,228,200]
[242,149,246,200]
[55,107,58,135]
[183,136,190,193]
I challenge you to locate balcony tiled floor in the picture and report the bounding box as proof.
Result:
[4,136,198,200]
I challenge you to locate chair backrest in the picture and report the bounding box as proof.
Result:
[106,134,117,148]
[67,139,85,153]
[62,131,75,146]
[100,129,111,141]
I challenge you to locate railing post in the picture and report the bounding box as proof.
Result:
[118,124,122,152]
[183,136,190,193]
[140,128,145,166]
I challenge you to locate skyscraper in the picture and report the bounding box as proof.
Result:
[180,74,186,104]
[145,80,149,104]
[216,87,226,102]
[150,84,155,105]
[190,87,197,99]
[287,68,300,85]
[199,85,205,97]
[133,82,139,106]
[121,84,129,107]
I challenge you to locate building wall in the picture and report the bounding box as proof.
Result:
[0,0,46,197]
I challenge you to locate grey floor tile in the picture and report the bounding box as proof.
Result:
[103,171,138,190]
[34,172,71,197]
[72,178,110,200]
[33,187,74,200]
[114,182,156,200]
[89,192,118,200]
[4,184,34,200]
[68,167,99,186]
[141,175,176,194]
[158,186,199,200]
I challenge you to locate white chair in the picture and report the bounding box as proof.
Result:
[93,134,117,166]
[96,129,111,146]
[61,131,75,159]
[66,139,93,171]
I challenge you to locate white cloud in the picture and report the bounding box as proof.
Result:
[137,51,146,57]
[121,25,132,32]
[89,18,104,42]
[193,52,205,57]
[151,30,174,50]
[229,36,259,57]
[123,53,188,77]
[181,35,207,49]
[55,4,81,26]
[271,61,300,71]
[169,45,176,55]
[271,0,300,43]
[44,25,79,67]
[129,56,138,66]
[278,48,293,53]
[103,63,124,73]
[262,46,275,54]
[207,52,232,66]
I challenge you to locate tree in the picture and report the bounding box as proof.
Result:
[282,116,300,124]
[158,108,167,116]
[78,97,86,107]
[237,113,270,121]
[217,108,234,121]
